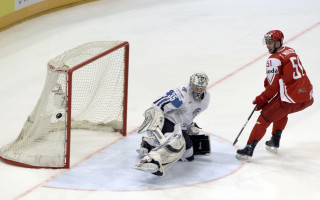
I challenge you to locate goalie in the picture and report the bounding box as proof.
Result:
[134,72,211,176]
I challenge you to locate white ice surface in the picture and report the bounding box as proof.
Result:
[0,0,320,200]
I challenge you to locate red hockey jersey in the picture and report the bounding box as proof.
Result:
[264,46,313,103]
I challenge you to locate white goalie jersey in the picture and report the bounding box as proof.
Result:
[152,84,210,130]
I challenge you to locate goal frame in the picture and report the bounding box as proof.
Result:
[64,41,129,168]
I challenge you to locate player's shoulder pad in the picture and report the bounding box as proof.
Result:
[274,46,296,60]
[281,46,296,55]
[180,85,189,94]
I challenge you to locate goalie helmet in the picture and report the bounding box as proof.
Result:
[264,30,284,44]
[190,72,209,100]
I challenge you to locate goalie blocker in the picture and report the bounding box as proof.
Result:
[190,134,211,155]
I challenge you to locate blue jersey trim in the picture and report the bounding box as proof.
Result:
[165,90,183,108]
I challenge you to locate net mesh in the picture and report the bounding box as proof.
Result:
[0,41,127,167]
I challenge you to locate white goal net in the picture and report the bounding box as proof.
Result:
[0,41,129,168]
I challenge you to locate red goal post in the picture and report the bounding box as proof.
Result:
[0,41,129,169]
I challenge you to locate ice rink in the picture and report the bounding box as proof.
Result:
[0,0,320,199]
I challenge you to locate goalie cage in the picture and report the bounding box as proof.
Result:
[0,41,129,169]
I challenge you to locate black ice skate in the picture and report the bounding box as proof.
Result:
[236,144,254,161]
[236,140,257,161]
[266,130,282,153]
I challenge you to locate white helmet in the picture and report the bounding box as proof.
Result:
[190,72,209,100]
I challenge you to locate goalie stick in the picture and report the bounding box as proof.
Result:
[233,105,257,146]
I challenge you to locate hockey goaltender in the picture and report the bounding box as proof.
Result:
[134,72,211,176]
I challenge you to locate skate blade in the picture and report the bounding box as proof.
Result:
[266,146,278,154]
[236,153,251,161]
[134,163,159,173]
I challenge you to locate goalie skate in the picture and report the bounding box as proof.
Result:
[134,155,160,174]
[134,162,159,174]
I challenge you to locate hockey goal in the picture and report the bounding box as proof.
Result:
[0,41,129,169]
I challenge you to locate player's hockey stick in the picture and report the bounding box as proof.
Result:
[233,105,257,146]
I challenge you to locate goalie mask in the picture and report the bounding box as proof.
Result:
[190,72,209,100]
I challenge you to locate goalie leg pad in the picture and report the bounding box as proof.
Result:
[190,134,211,155]
[134,125,186,176]
[138,107,165,133]
[149,129,185,169]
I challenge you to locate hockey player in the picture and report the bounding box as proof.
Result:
[134,72,210,176]
[236,30,314,161]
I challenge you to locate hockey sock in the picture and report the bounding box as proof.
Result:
[272,116,288,135]
[248,115,271,144]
